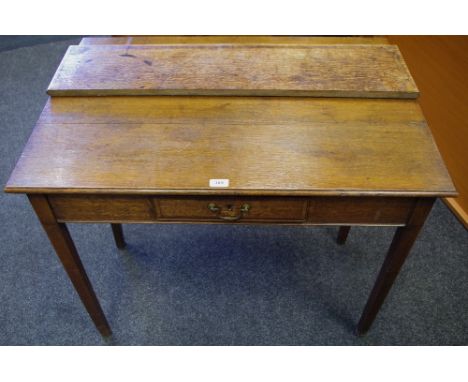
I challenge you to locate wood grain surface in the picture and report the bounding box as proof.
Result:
[27,194,111,336]
[47,44,418,98]
[307,196,414,224]
[79,36,390,46]
[5,97,455,197]
[357,197,436,334]
[155,196,307,221]
[46,194,414,226]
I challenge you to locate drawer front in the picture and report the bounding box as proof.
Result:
[49,195,156,222]
[155,197,308,222]
[307,197,415,225]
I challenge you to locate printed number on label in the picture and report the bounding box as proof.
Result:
[209,179,229,188]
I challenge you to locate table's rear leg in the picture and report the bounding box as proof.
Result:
[111,224,126,249]
[337,226,351,245]
[357,198,435,335]
[28,194,111,337]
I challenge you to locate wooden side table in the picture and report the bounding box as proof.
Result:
[5,39,456,337]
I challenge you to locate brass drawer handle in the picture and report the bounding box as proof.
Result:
[207,203,250,221]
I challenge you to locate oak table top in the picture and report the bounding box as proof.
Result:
[5,96,454,197]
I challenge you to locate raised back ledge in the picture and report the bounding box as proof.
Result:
[79,36,391,46]
[46,44,419,99]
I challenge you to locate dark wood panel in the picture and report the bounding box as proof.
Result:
[46,194,414,226]
[156,197,307,222]
[308,197,415,225]
[49,195,156,222]
[47,45,418,98]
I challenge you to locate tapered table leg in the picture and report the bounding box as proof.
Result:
[337,226,351,245]
[357,198,435,335]
[28,194,111,337]
[111,223,126,249]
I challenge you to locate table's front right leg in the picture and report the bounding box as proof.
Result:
[357,197,436,335]
[28,194,111,337]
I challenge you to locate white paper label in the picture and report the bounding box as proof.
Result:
[209,179,229,188]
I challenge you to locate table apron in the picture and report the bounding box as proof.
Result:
[46,194,417,226]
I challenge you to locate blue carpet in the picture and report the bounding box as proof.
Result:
[0,38,467,345]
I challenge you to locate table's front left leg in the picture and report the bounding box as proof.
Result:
[357,197,435,335]
[28,194,111,337]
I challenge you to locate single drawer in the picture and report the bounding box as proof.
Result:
[155,197,308,222]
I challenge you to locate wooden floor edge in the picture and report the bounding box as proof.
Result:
[443,198,468,229]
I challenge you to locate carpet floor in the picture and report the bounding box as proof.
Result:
[0,38,467,345]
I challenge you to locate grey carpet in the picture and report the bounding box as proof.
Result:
[0,38,467,345]
[0,36,81,53]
